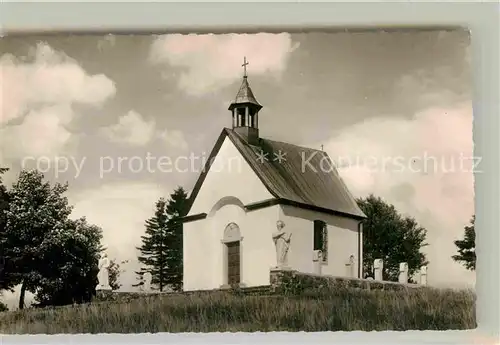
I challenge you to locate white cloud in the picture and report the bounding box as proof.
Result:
[0,42,116,162]
[100,110,156,147]
[158,129,188,150]
[1,105,75,160]
[69,182,169,291]
[317,102,474,288]
[149,33,299,96]
[100,110,188,150]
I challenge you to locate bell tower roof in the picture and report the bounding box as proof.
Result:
[228,57,262,111]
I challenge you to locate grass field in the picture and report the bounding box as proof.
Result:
[0,287,476,334]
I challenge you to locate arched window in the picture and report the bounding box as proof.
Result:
[223,222,242,243]
[313,220,328,262]
[222,222,242,286]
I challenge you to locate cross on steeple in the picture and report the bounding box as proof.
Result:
[242,56,249,77]
[229,57,262,145]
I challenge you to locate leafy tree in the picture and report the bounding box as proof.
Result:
[3,170,73,309]
[163,187,188,291]
[452,215,475,271]
[136,187,188,292]
[109,259,128,291]
[3,169,104,308]
[136,198,169,291]
[0,167,12,291]
[357,194,428,282]
[33,217,103,307]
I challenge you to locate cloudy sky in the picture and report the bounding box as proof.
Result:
[0,30,473,308]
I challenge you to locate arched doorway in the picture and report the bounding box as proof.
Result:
[222,222,243,285]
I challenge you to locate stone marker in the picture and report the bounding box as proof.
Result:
[313,249,322,275]
[419,265,427,285]
[345,255,355,278]
[374,259,384,281]
[143,272,152,292]
[398,262,408,284]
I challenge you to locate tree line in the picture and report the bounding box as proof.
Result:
[0,167,475,311]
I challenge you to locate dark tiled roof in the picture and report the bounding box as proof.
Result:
[228,77,262,109]
[187,128,366,220]
[226,129,366,219]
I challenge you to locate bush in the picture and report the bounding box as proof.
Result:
[0,301,8,312]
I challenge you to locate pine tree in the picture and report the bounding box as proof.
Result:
[133,271,146,290]
[163,187,188,292]
[452,215,475,271]
[136,187,188,292]
[136,198,169,291]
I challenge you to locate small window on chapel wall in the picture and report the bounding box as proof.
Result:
[313,220,328,262]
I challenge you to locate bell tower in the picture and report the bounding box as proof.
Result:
[228,57,262,145]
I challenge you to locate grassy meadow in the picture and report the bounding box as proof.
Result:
[0,286,476,334]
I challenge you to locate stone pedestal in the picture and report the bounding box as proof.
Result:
[272,266,292,271]
[95,288,113,301]
[96,284,112,291]
[270,266,294,291]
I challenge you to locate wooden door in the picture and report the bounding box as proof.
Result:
[227,241,241,285]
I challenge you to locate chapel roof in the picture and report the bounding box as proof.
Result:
[186,128,366,220]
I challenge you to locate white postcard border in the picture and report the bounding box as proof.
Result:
[0,1,498,344]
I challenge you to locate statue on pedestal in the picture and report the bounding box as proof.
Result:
[97,252,111,291]
[272,220,292,268]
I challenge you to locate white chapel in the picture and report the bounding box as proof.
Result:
[182,59,366,291]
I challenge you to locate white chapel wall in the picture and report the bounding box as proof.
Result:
[184,201,279,291]
[183,219,213,290]
[279,205,361,278]
[210,203,279,289]
[184,136,281,291]
[187,136,273,216]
